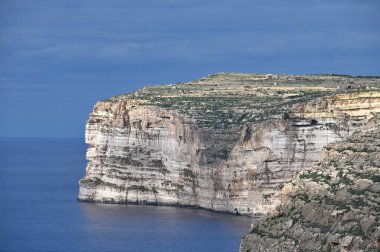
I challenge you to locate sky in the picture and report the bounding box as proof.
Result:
[1,0,379,138]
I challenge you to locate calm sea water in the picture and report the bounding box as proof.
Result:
[0,138,251,252]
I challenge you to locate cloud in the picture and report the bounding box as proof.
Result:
[0,0,379,137]
[2,0,379,65]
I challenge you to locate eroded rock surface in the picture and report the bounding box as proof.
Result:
[78,73,380,216]
[240,128,380,251]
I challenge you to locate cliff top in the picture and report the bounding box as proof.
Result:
[102,73,380,129]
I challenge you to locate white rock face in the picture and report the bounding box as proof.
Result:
[78,91,380,215]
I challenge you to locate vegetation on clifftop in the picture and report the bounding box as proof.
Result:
[103,73,380,129]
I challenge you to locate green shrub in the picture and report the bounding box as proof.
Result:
[128,185,149,192]
[182,168,196,179]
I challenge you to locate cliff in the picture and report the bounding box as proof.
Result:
[78,73,380,216]
[240,128,380,251]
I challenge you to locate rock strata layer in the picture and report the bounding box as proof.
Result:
[78,73,380,216]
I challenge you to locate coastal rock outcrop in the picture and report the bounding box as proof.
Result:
[240,127,380,251]
[78,73,380,216]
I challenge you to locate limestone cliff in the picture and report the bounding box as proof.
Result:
[78,73,380,215]
[240,128,380,252]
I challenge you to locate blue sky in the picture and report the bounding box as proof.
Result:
[1,0,379,137]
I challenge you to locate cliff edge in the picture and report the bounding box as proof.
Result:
[78,73,380,216]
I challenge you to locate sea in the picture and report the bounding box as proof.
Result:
[0,138,252,252]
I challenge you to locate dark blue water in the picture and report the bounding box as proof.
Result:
[0,138,251,252]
